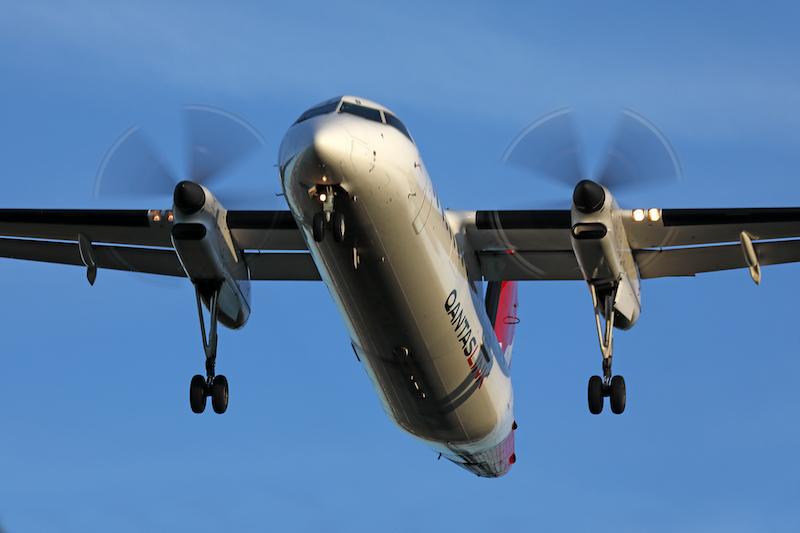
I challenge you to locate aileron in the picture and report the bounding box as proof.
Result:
[0,237,186,277]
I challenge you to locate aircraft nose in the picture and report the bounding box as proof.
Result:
[312,120,349,167]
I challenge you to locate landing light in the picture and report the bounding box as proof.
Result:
[319,193,327,202]
[632,208,662,223]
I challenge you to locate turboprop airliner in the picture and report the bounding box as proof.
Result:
[2,95,800,477]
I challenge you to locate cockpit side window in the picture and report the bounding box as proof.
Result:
[339,102,383,123]
[384,112,413,142]
[294,100,340,125]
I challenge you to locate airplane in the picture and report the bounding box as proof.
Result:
[2,95,800,478]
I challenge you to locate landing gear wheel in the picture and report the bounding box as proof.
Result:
[211,375,229,414]
[609,375,626,414]
[587,375,604,415]
[331,211,345,243]
[190,284,229,415]
[190,374,207,414]
[312,212,325,242]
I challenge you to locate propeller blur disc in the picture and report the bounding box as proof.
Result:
[502,108,585,186]
[94,126,177,199]
[184,105,266,185]
[502,108,682,200]
[94,106,276,208]
[596,108,683,192]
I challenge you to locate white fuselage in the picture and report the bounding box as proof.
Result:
[278,101,516,476]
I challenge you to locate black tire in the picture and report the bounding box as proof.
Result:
[312,212,325,242]
[332,211,345,243]
[189,374,207,414]
[587,375,604,415]
[211,375,229,414]
[610,375,626,414]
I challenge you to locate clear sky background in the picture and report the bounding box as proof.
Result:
[1,1,799,531]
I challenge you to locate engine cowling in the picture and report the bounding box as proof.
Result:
[171,181,251,329]
[569,180,640,329]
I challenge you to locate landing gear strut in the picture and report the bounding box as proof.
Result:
[312,185,345,243]
[586,284,626,415]
[189,284,229,414]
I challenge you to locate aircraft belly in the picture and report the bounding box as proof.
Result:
[299,171,503,445]
[278,109,517,475]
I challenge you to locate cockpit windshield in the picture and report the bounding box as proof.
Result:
[338,102,383,123]
[339,103,413,143]
[294,97,414,144]
[293,98,340,125]
[384,112,412,142]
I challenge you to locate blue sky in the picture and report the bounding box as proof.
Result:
[1,1,800,531]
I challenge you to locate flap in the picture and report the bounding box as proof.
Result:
[635,239,800,278]
[245,252,320,280]
[477,250,582,281]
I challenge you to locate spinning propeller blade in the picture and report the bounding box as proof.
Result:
[596,108,683,192]
[94,127,177,199]
[502,108,585,186]
[502,108,682,203]
[94,106,278,208]
[184,105,266,186]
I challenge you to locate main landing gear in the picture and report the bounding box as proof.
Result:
[587,284,626,415]
[189,284,229,414]
[312,185,345,243]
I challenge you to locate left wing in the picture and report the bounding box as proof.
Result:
[0,209,319,281]
[458,208,800,281]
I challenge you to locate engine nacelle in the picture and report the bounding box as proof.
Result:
[171,181,251,329]
[570,180,640,329]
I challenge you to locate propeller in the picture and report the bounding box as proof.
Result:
[93,106,276,289]
[502,108,682,207]
[94,105,276,208]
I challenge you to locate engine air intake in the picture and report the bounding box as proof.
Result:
[571,222,608,240]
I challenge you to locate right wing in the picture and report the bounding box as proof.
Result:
[0,209,320,281]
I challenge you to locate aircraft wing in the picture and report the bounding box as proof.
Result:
[460,208,800,281]
[0,209,319,281]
